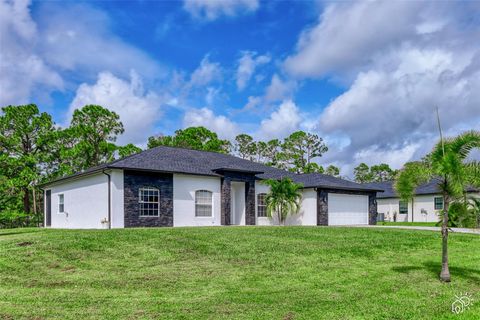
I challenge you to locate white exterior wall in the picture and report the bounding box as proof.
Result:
[173,174,222,226]
[255,181,317,226]
[377,195,444,223]
[110,170,124,228]
[46,172,115,229]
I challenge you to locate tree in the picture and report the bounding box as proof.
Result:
[354,163,397,183]
[64,105,124,172]
[234,134,257,160]
[395,131,480,282]
[147,127,230,153]
[117,144,142,159]
[370,163,398,182]
[354,163,372,183]
[325,165,340,177]
[0,104,55,217]
[257,139,284,168]
[304,162,324,174]
[281,131,328,173]
[264,178,303,225]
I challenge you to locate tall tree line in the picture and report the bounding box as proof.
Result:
[0,104,139,227]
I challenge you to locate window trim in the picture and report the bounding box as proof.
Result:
[138,187,160,217]
[399,200,408,215]
[58,194,64,214]
[434,196,444,210]
[257,193,267,218]
[195,190,213,217]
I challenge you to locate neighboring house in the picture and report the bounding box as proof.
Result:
[364,180,479,223]
[40,146,382,229]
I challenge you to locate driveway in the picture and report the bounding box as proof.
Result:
[350,225,480,235]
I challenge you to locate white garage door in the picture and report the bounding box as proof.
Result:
[328,193,369,225]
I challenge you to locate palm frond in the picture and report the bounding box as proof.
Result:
[395,161,432,200]
[448,130,480,160]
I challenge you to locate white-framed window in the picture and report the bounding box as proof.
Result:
[434,196,444,210]
[399,200,408,215]
[58,194,64,213]
[195,190,213,217]
[139,187,160,217]
[257,193,267,217]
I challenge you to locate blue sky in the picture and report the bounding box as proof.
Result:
[1,0,479,177]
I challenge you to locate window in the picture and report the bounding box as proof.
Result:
[58,194,64,213]
[434,197,444,210]
[257,193,267,217]
[195,190,212,217]
[139,187,159,217]
[399,200,408,215]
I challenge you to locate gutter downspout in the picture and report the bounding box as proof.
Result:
[102,169,112,229]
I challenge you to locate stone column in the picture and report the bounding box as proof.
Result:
[317,189,328,226]
[221,177,231,225]
[368,193,378,225]
[245,179,256,225]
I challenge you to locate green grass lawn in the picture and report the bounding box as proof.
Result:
[0,227,479,320]
[379,222,438,227]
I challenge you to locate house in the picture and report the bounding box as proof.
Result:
[40,146,382,229]
[364,180,479,223]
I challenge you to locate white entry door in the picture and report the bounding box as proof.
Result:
[328,193,369,225]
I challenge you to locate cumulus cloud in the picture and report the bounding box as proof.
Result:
[69,71,163,144]
[282,1,480,175]
[257,100,301,140]
[0,0,63,106]
[183,107,239,140]
[236,51,270,91]
[183,0,259,21]
[264,74,296,102]
[0,0,163,106]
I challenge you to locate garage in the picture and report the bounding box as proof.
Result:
[328,193,369,225]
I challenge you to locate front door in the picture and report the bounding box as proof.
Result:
[45,190,51,227]
[230,182,246,225]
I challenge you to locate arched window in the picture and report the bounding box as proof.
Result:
[257,193,267,217]
[195,190,213,217]
[139,187,159,217]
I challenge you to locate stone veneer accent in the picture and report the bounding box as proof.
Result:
[316,188,377,226]
[124,170,173,227]
[219,171,256,225]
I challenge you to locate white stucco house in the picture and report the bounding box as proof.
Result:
[364,180,479,223]
[40,146,382,229]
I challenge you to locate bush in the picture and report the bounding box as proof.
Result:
[0,211,34,229]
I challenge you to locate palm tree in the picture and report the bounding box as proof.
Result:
[264,178,303,225]
[395,130,480,282]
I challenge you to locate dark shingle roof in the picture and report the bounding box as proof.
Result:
[42,146,381,192]
[364,179,479,198]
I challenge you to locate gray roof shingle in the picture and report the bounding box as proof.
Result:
[364,179,479,198]
[42,146,381,192]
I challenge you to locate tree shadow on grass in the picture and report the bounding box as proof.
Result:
[392,261,480,282]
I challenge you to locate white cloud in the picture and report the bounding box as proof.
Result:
[0,0,163,106]
[264,74,296,102]
[0,0,63,106]
[183,107,239,140]
[183,0,259,21]
[257,100,301,140]
[236,51,270,91]
[284,1,449,78]
[69,71,163,144]
[189,56,222,87]
[282,1,480,176]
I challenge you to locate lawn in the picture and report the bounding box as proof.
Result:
[0,227,479,320]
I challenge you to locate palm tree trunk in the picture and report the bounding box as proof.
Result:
[440,193,451,282]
